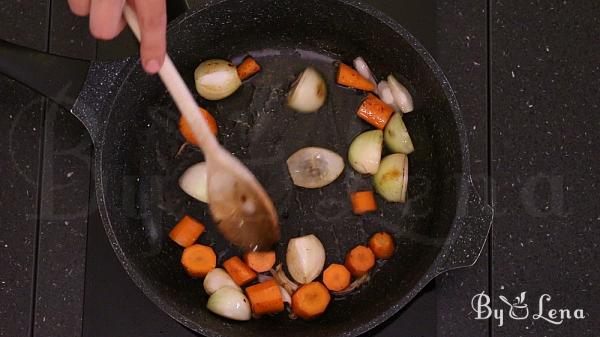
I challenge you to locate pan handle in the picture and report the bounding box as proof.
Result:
[0,40,90,111]
[435,181,493,274]
[0,40,109,146]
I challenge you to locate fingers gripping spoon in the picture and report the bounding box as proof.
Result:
[123,6,280,251]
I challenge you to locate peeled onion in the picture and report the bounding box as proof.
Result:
[384,113,414,154]
[195,59,242,100]
[286,147,344,188]
[387,74,414,113]
[270,263,299,295]
[206,287,251,321]
[203,268,241,295]
[287,67,327,113]
[353,57,377,86]
[377,81,400,111]
[179,162,208,203]
[286,234,326,284]
[348,130,383,174]
[373,153,408,202]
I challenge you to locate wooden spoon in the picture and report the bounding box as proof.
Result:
[123,6,279,251]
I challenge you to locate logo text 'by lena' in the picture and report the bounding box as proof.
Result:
[471,291,586,327]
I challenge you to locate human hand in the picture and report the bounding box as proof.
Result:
[68,0,166,74]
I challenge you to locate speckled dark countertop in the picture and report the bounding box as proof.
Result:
[0,1,598,337]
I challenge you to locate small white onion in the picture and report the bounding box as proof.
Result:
[387,74,414,113]
[195,59,242,100]
[286,234,326,284]
[353,57,377,86]
[286,147,345,189]
[348,130,383,175]
[287,67,327,113]
[203,268,241,295]
[206,286,251,321]
[384,112,414,154]
[179,162,208,203]
[377,81,400,111]
[373,153,409,203]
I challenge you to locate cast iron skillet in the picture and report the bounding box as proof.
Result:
[0,0,493,336]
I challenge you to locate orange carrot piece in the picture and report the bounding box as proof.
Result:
[345,245,375,277]
[237,57,261,81]
[369,232,395,259]
[336,62,376,91]
[223,256,257,286]
[291,282,331,320]
[243,251,276,273]
[179,107,218,146]
[180,244,216,278]
[350,191,378,214]
[245,279,284,315]
[322,264,351,292]
[169,215,206,247]
[356,93,394,129]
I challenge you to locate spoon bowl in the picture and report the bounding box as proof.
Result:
[207,148,280,251]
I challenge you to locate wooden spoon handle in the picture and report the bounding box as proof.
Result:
[122,5,220,155]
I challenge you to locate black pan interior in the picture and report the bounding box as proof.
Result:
[98,0,462,336]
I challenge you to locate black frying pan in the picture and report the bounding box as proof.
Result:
[0,0,493,336]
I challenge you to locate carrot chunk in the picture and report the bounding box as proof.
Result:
[245,279,284,315]
[291,282,331,320]
[243,251,276,273]
[322,264,351,292]
[237,57,261,81]
[223,256,257,286]
[350,191,378,214]
[369,232,395,259]
[336,62,376,91]
[356,93,394,129]
[179,107,218,146]
[181,244,217,278]
[345,245,375,277]
[169,215,205,247]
